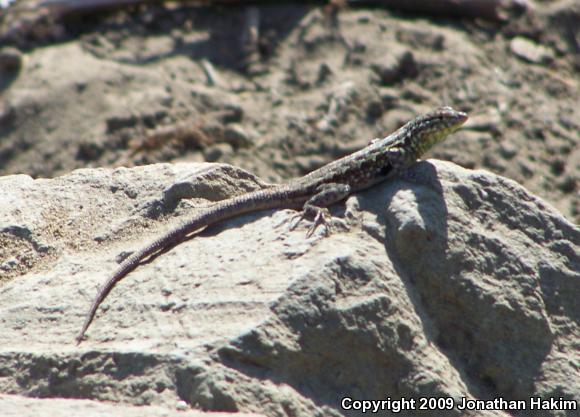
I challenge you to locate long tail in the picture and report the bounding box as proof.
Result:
[75,187,301,344]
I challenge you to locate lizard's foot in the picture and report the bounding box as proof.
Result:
[307,207,332,237]
[289,206,332,237]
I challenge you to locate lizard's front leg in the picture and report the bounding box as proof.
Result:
[291,183,351,237]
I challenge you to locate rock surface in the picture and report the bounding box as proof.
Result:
[0,394,264,417]
[0,161,578,417]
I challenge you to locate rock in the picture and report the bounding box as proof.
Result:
[0,394,264,417]
[223,124,254,148]
[0,46,22,74]
[0,161,578,416]
[370,50,418,86]
[510,36,554,64]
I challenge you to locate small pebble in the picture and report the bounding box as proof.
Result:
[0,47,23,74]
[175,400,188,411]
[510,36,554,64]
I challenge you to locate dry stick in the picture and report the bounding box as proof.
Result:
[356,0,529,22]
[32,0,528,23]
[239,6,262,75]
[1,0,529,45]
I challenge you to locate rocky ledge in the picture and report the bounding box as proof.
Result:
[0,161,578,417]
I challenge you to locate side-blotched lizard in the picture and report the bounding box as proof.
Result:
[76,106,468,344]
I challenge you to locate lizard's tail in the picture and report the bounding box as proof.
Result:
[75,186,301,345]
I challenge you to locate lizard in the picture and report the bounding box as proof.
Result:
[76,106,468,344]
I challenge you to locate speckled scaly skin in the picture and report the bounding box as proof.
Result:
[76,106,468,344]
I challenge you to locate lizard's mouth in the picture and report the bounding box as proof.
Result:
[441,109,468,136]
[456,111,468,125]
[438,107,468,130]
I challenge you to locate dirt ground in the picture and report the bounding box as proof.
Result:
[0,1,578,222]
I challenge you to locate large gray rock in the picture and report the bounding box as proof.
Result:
[0,161,578,417]
[0,394,264,417]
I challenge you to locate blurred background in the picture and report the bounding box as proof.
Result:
[0,0,578,222]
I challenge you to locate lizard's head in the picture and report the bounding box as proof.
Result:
[405,106,468,157]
